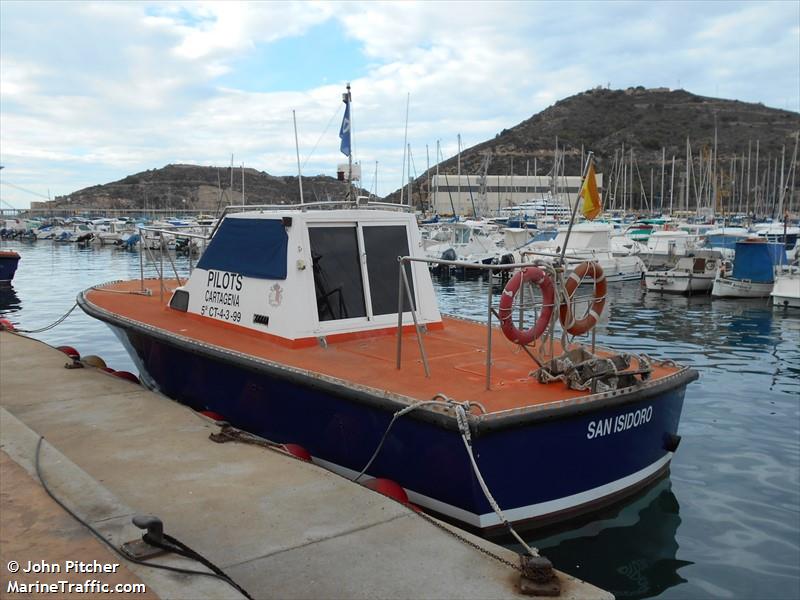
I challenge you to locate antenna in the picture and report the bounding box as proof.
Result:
[293,109,304,205]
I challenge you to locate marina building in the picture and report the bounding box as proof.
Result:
[426,173,604,216]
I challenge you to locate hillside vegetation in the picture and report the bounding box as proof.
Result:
[393,87,800,213]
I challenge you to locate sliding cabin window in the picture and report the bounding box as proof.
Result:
[309,226,367,322]
[362,225,415,315]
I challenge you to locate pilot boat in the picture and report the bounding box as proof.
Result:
[78,201,698,531]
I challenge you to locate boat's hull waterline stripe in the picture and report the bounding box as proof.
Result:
[78,292,694,529]
[316,453,673,529]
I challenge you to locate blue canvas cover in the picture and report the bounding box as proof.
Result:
[197,218,287,280]
[732,241,786,283]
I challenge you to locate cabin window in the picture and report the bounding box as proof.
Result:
[309,226,367,321]
[363,225,415,315]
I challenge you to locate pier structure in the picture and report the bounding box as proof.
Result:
[0,331,611,599]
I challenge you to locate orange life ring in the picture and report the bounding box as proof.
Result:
[498,267,554,345]
[559,262,607,336]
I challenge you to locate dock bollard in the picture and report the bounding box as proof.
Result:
[519,554,561,597]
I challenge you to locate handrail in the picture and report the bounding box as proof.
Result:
[136,225,210,295]
[395,254,597,390]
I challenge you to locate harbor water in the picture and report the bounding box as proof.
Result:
[1,239,798,600]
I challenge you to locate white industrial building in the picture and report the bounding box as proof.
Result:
[425,173,603,216]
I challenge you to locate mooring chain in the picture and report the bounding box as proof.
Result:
[414,509,524,573]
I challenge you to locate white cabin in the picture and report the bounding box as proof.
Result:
[169,209,441,343]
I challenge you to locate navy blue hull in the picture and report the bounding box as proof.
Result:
[108,322,690,529]
[0,255,20,282]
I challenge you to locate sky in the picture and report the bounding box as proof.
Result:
[1,0,798,209]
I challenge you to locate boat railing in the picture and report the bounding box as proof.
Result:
[136,224,211,300]
[396,253,591,391]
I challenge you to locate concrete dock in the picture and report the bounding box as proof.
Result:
[0,331,612,599]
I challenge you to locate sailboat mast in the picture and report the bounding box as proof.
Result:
[659,147,665,213]
[400,92,409,206]
[457,134,462,214]
[669,155,675,215]
[435,140,440,214]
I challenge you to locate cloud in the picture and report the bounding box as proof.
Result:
[0,1,797,208]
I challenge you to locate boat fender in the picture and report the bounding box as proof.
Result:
[81,355,107,369]
[56,345,80,360]
[663,433,681,452]
[364,478,410,505]
[112,371,140,384]
[559,262,607,336]
[498,267,554,346]
[441,248,457,262]
[0,318,15,332]
[282,443,312,462]
[199,410,226,421]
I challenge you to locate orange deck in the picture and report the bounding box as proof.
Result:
[84,280,678,414]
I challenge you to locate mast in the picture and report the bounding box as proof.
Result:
[435,140,440,214]
[777,144,786,218]
[400,92,409,206]
[426,144,431,213]
[746,140,752,218]
[660,147,666,214]
[407,144,413,209]
[669,155,675,215]
[457,134,462,214]
[712,122,718,218]
[346,84,353,200]
[753,140,760,218]
[293,109,304,205]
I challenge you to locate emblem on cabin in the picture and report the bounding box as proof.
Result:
[268,283,283,307]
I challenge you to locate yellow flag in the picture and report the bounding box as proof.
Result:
[580,162,602,220]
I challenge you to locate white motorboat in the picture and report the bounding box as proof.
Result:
[643,230,700,269]
[644,253,720,295]
[423,220,502,267]
[771,265,800,308]
[525,222,645,282]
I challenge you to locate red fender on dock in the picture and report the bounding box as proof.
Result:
[364,478,410,505]
[56,345,80,360]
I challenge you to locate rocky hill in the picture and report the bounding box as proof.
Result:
[44,164,363,213]
[35,87,799,216]
[393,87,800,213]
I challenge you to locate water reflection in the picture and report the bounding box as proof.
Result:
[0,283,21,316]
[526,478,692,600]
[0,242,796,600]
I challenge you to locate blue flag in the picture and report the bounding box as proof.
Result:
[339,101,351,157]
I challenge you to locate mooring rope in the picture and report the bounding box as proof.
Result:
[14,302,79,334]
[353,393,538,557]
